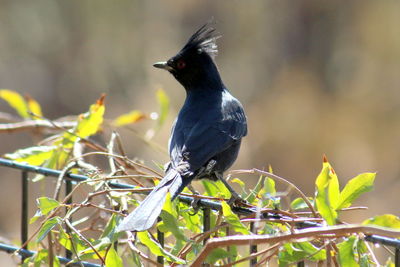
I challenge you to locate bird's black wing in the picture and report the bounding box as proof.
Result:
[171,92,247,173]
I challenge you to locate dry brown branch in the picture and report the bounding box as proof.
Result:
[0,120,76,133]
[70,203,124,216]
[191,225,400,266]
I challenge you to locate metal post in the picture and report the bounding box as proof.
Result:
[395,248,400,267]
[203,208,211,245]
[250,222,257,266]
[65,180,73,259]
[157,217,164,265]
[21,171,28,262]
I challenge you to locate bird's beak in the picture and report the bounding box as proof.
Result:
[153,61,173,71]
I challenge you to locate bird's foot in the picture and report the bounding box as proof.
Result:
[205,160,217,173]
[227,191,248,207]
[188,184,201,215]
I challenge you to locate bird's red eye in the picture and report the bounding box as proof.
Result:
[177,60,186,69]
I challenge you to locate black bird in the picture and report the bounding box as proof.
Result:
[117,22,247,232]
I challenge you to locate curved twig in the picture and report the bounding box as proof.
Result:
[231,169,318,217]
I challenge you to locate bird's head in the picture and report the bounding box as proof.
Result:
[153,22,223,90]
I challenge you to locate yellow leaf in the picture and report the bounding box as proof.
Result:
[5,146,56,166]
[231,178,245,188]
[0,89,29,118]
[25,95,43,118]
[363,214,400,229]
[75,94,106,138]
[113,110,146,126]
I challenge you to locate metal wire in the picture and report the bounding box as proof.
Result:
[0,243,101,267]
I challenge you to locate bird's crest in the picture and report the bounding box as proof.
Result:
[180,21,221,59]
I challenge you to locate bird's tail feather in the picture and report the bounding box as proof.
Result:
[116,168,185,232]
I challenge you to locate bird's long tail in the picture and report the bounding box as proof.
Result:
[116,168,188,232]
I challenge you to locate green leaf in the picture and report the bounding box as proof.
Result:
[215,180,232,198]
[137,231,185,264]
[263,177,276,195]
[278,242,326,267]
[37,197,60,215]
[205,248,231,264]
[53,256,61,267]
[159,193,186,242]
[101,214,122,243]
[338,237,359,267]
[202,179,231,198]
[336,173,375,210]
[113,110,146,126]
[179,202,202,233]
[31,197,60,223]
[156,88,169,127]
[0,89,29,118]
[315,159,338,225]
[105,244,123,267]
[130,250,144,267]
[245,175,264,204]
[356,240,371,267]
[36,217,61,243]
[291,197,314,210]
[257,176,278,207]
[221,201,250,235]
[296,242,326,261]
[80,239,111,259]
[32,249,49,266]
[363,214,400,229]
[5,146,56,166]
[58,227,74,251]
[202,180,219,197]
[231,177,246,196]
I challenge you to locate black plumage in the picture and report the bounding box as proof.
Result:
[117,22,247,232]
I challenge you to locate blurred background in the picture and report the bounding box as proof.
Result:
[0,0,399,265]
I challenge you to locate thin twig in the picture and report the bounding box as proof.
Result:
[0,120,76,133]
[255,246,280,266]
[221,243,281,267]
[65,219,105,265]
[53,161,76,201]
[70,203,124,216]
[232,169,318,217]
[108,132,118,175]
[364,236,380,266]
[126,236,161,266]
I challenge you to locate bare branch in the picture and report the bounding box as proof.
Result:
[0,120,76,133]
[191,225,400,266]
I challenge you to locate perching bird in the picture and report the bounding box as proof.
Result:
[117,22,247,232]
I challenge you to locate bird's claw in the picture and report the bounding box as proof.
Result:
[227,194,248,207]
[189,197,201,215]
